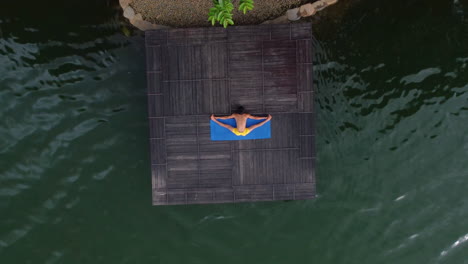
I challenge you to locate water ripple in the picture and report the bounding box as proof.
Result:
[440,233,468,257]
[400,67,442,85]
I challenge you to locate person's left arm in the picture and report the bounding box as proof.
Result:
[247,114,269,120]
[247,115,272,131]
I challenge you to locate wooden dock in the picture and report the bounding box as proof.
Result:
[146,23,315,205]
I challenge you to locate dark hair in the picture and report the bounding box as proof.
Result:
[235,105,245,114]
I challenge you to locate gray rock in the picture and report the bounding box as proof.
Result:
[286,8,301,21]
[123,6,135,19]
[133,13,143,21]
[119,0,132,9]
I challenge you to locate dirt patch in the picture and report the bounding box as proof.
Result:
[130,0,309,27]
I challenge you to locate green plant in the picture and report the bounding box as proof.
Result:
[208,0,255,28]
[238,0,254,14]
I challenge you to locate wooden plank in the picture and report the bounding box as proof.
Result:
[147,72,162,94]
[192,45,204,79]
[147,95,164,117]
[298,91,314,112]
[291,23,312,40]
[166,140,198,155]
[299,135,315,158]
[296,39,313,63]
[214,189,234,202]
[185,28,206,45]
[153,191,168,205]
[165,116,198,154]
[145,29,167,46]
[165,116,197,136]
[234,185,273,201]
[195,80,212,114]
[146,46,162,72]
[187,191,214,203]
[229,41,262,62]
[167,158,199,189]
[298,159,315,183]
[177,45,192,80]
[264,77,297,96]
[264,63,297,79]
[273,185,295,200]
[200,44,213,79]
[149,117,165,139]
[205,27,228,42]
[294,183,315,199]
[228,25,270,42]
[185,27,227,45]
[297,63,314,91]
[167,160,198,172]
[264,93,297,113]
[233,149,299,185]
[167,192,186,203]
[161,45,179,81]
[299,113,315,136]
[152,165,167,189]
[163,81,198,116]
[211,43,228,78]
[150,139,166,165]
[198,138,231,153]
[230,85,262,110]
[211,80,230,114]
[167,28,186,45]
[229,41,263,79]
[229,77,263,113]
[199,174,232,188]
[270,24,290,40]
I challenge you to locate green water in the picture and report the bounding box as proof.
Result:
[1,0,468,263]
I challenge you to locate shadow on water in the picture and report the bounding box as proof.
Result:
[0,0,468,263]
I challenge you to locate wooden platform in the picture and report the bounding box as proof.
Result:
[145,23,315,205]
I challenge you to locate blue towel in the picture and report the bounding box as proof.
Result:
[210,118,271,141]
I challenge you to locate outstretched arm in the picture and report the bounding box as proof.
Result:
[247,114,269,120]
[247,115,272,131]
[212,114,235,120]
[211,115,235,131]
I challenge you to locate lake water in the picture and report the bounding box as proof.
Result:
[1,0,468,263]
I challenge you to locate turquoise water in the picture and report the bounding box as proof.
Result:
[1,0,468,263]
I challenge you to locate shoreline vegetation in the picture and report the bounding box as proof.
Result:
[119,0,342,31]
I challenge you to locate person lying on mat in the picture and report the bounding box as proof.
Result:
[211,110,272,137]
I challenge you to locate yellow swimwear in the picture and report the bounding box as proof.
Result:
[232,128,251,136]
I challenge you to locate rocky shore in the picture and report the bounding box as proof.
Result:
[119,0,340,31]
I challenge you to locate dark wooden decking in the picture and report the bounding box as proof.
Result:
[146,23,315,205]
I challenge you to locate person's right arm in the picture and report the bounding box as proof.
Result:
[212,114,235,120]
[211,115,235,131]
